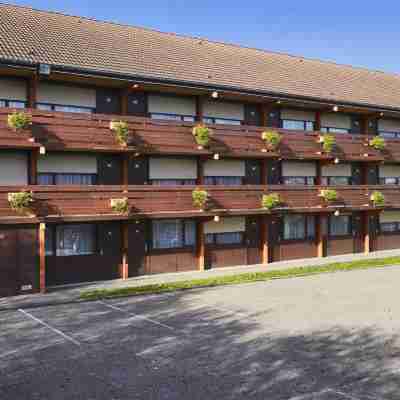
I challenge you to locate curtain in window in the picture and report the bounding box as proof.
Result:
[184,220,196,246]
[56,224,96,256]
[54,105,92,113]
[204,176,242,185]
[307,216,316,238]
[151,179,196,186]
[215,232,243,245]
[283,177,315,185]
[284,215,306,240]
[38,174,54,185]
[45,227,54,256]
[330,216,350,236]
[55,174,95,185]
[8,101,25,108]
[328,177,350,185]
[153,220,183,249]
[380,222,398,233]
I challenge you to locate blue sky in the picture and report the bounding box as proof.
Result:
[8,0,400,74]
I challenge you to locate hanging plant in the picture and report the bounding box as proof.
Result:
[261,130,281,151]
[192,189,208,210]
[7,191,34,214]
[370,191,385,207]
[318,134,335,153]
[110,120,129,146]
[261,193,281,211]
[369,136,385,151]
[192,124,212,149]
[319,189,338,202]
[110,198,129,214]
[7,111,32,131]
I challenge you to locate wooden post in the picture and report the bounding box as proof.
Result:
[260,159,267,185]
[122,154,129,186]
[315,160,322,186]
[315,110,321,131]
[260,216,269,264]
[121,87,129,116]
[197,220,205,271]
[363,211,370,254]
[260,104,268,127]
[27,74,38,109]
[121,222,129,279]
[29,149,38,185]
[316,215,325,258]
[196,96,204,123]
[197,156,204,185]
[39,223,46,293]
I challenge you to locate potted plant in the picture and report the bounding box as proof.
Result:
[192,189,208,210]
[192,124,212,149]
[318,133,335,153]
[7,191,34,214]
[261,130,281,152]
[7,111,32,131]
[110,120,129,146]
[261,193,281,211]
[319,189,338,203]
[110,197,129,214]
[368,136,385,151]
[370,191,385,207]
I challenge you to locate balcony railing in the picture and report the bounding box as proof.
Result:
[0,185,397,224]
[0,107,398,162]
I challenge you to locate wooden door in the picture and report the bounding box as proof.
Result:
[0,228,18,297]
[352,212,363,253]
[244,103,261,126]
[128,156,148,185]
[128,221,147,277]
[17,227,39,294]
[246,217,261,265]
[98,154,122,185]
[127,92,147,116]
[245,160,261,185]
[96,88,121,114]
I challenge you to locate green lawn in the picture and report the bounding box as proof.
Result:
[80,256,400,300]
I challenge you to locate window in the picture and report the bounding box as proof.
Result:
[380,222,399,233]
[151,179,196,186]
[205,232,244,245]
[321,127,350,134]
[0,99,26,108]
[204,176,243,185]
[203,117,242,126]
[36,103,94,114]
[321,177,351,185]
[46,224,97,256]
[379,131,400,139]
[150,112,195,122]
[329,215,351,237]
[38,173,97,185]
[380,177,399,185]
[282,119,314,131]
[283,215,315,241]
[282,176,315,185]
[152,219,196,249]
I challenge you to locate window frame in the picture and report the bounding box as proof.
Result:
[328,215,352,238]
[203,176,244,185]
[36,102,95,114]
[203,116,242,126]
[205,231,245,247]
[281,119,314,131]
[0,99,27,108]
[282,176,315,186]
[149,112,195,122]
[379,131,400,139]
[150,178,196,186]
[321,127,350,134]
[281,214,316,242]
[38,173,97,185]
[321,176,351,186]
[379,177,400,185]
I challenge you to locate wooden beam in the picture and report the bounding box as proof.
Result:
[260,159,267,185]
[260,216,269,264]
[316,215,325,258]
[121,88,129,116]
[27,74,38,109]
[197,156,204,185]
[122,154,129,186]
[29,149,38,185]
[196,96,204,123]
[39,223,46,293]
[121,222,129,279]
[315,110,321,131]
[315,160,322,186]
[197,220,205,271]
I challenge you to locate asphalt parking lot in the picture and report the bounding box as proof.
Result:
[1,266,400,400]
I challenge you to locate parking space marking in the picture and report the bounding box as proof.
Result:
[18,309,81,347]
[98,301,176,332]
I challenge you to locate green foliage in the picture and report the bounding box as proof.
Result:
[320,189,338,202]
[110,197,129,214]
[192,189,208,209]
[7,112,31,131]
[80,256,400,300]
[369,136,385,151]
[7,191,33,213]
[320,134,335,153]
[261,193,280,210]
[261,130,281,150]
[370,191,385,207]
[110,120,129,145]
[192,125,212,147]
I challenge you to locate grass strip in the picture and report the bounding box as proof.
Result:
[80,256,400,300]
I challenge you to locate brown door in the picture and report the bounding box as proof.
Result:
[96,88,121,114]
[127,92,147,116]
[97,154,122,185]
[245,160,261,185]
[128,156,148,185]
[246,217,261,265]
[128,221,146,277]
[352,212,363,253]
[244,103,261,126]
[268,215,282,262]
[0,228,18,297]
[17,227,39,294]
[369,214,379,252]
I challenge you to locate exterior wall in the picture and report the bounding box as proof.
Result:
[204,160,245,177]
[149,157,197,179]
[379,164,400,178]
[0,78,27,101]
[378,118,400,132]
[274,241,317,261]
[326,237,355,256]
[282,161,316,177]
[148,94,196,116]
[204,217,246,234]
[203,100,244,120]
[37,82,96,108]
[38,153,97,173]
[146,250,197,274]
[281,108,316,121]
[0,151,28,185]
[206,247,247,268]
[376,234,400,251]
[322,163,352,177]
[321,112,351,129]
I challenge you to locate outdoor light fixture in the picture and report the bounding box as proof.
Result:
[213,153,220,160]
[38,63,51,75]
[332,105,339,112]
[211,91,219,99]
[132,83,139,89]
[334,158,340,164]
[334,210,340,217]
[39,146,46,155]
[213,215,220,222]
[379,112,384,117]
[276,100,282,104]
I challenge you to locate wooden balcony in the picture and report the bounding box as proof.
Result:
[0,185,398,224]
[0,107,398,162]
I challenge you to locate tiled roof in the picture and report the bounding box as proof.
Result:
[1,3,400,110]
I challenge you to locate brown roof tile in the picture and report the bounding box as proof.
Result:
[1,4,400,110]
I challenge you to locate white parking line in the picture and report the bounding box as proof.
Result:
[98,301,175,332]
[18,309,81,347]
